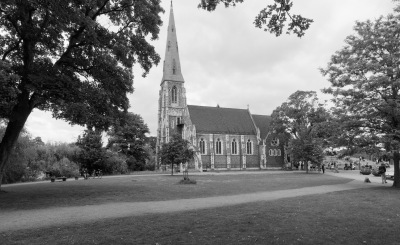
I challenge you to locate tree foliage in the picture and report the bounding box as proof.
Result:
[107,112,149,171]
[321,9,400,187]
[0,60,19,116]
[0,0,163,188]
[75,129,105,173]
[198,0,313,37]
[159,134,194,175]
[1,129,35,183]
[271,91,331,169]
[1,122,81,183]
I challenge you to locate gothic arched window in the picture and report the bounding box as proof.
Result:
[231,139,237,155]
[246,139,253,155]
[199,138,205,154]
[171,86,177,103]
[216,138,222,155]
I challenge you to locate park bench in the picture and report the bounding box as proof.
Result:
[50,176,67,182]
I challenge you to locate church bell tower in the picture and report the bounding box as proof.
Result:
[156,1,187,161]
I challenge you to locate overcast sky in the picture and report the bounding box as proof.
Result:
[25,0,396,143]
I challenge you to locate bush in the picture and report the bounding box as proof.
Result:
[102,153,129,174]
[127,157,145,171]
[48,157,79,178]
[113,160,129,174]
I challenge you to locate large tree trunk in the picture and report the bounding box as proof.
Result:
[0,93,33,190]
[393,151,400,188]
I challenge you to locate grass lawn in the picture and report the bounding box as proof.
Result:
[1,187,400,244]
[0,172,350,211]
[1,172,399,244]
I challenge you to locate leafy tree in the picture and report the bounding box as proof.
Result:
[198,0,313,37]
[145,136,157,153]
[0,1,163,189]
[271,91,331,172]
[327,107,385,159]
[33,137,45,146]
[321,9,400,187]
[76,129,106,173]
[159,134,194,175]
[107,112,149,171]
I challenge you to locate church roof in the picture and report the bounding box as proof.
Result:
[187,105,257,135]
[252,114,272,139]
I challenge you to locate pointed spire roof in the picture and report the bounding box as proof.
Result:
[162,1,184,83]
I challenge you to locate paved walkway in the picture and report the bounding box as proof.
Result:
[0,170,390,232]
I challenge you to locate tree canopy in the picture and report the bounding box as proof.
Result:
[271,91,331,169]
[75,129,105,173]
[0,0,163,188]
[321,8,400,187]
[107,112,150,171]
[198,0,313,37]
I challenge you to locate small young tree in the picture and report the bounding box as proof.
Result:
[159,134,194,176]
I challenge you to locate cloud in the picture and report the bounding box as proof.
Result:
[27,0,396,142]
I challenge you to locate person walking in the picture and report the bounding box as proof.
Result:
[322,163,325,174]
[378,163,387,184]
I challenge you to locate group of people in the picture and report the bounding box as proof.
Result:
[292,161,326,173]
[81,168,103,179]
[291,157,389,183]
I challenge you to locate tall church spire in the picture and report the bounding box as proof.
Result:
[162,1,184,83]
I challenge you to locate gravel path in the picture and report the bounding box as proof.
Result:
[0,175,388,232]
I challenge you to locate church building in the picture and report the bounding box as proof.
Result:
[156,3,286,171]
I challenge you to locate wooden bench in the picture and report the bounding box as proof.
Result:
[51,177,67,182]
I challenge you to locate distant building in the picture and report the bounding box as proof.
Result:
[156,2,286,171]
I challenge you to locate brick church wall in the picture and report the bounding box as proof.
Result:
[246,155,259,168]
[230,155,241,168]
[195,133,260,169]
[265,133,285,168]
[214,156,227,168]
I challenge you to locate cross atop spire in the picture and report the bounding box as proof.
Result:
[162,0,184,83]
